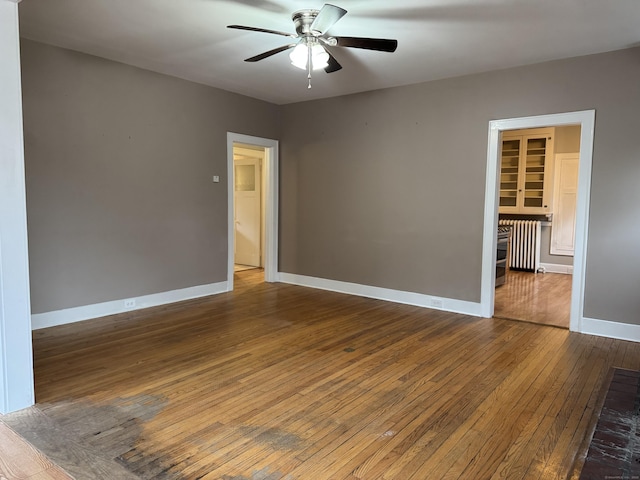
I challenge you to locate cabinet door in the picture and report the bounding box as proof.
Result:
[551,153,579,255]
[522,135,548,211]
[499,137,521,213]
[499,129,554,215]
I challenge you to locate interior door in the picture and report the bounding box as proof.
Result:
[234,158,261,267]
[551,153,580,256]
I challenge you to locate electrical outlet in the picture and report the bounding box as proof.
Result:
[430,298,443,309]
[124,299,136,309]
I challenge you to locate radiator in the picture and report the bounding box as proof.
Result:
[498,220,542,272]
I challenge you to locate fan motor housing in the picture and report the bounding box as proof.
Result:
[292,9,320,36]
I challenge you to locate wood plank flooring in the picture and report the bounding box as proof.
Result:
[0,422,73,479]
[494,271,572,328]
[3,269,639,479]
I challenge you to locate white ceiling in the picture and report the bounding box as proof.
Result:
[17,0,640,105]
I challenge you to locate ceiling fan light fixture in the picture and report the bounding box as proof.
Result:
[289,43,308,69]
[311,44,329,70]
[289,42,329,70]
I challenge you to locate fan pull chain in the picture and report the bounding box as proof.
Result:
[307,45,312,89]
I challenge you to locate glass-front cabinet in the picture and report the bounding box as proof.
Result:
[499,128,555,214]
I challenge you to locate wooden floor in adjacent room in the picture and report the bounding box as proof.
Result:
[494,270,572,329]
[2,268,639,479]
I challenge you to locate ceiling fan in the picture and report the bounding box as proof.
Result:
[228,3,398,88]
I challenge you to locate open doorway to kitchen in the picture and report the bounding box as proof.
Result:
[226,133,279,291]
[480,110,595,334]
[493,125,581,329]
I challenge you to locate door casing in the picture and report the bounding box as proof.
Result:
[226,133,279,290]
[480,110,596,333]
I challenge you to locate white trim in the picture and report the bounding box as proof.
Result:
[539,263,573,275]
[582,318,640,343]
[480,125,501,317]
[481,110,595,336]
[0,1,34,413]
[227,133,279,290]
[31,281,228,330]
[279,273,483,317]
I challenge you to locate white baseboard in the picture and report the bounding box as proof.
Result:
[539,263,573,274]
[31,281,229,330]
[279,273,640,343]
[581,317,640,343]
[278,272,482,317]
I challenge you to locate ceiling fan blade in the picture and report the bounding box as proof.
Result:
[228,25,296,38]
[335,36,398,52]
[324,52,342,73]
[310,4,347,35]
[245,44,296,62]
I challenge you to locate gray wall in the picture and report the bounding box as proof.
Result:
[21,40,280,313]
[280,47,640,325]
[22,39,640,327]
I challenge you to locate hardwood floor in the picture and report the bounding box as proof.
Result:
[2,269,639,479]
[0,422,72,479]
[494,270,572,328]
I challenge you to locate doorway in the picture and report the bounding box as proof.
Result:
[480,110,595,333]
[493,125,581,328]
[226,133,279,291]
[233,145,264,270]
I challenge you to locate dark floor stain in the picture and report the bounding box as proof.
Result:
[253,428,303,451]
[233,425,305,451]
[117,423,303,479]
[41,393,167,458]
[0,394,165,479]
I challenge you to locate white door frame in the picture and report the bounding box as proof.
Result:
[0,0,35,414]
[226,132,279,290]
[480,110,595,333]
